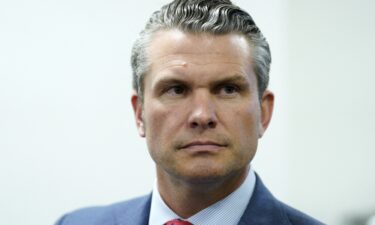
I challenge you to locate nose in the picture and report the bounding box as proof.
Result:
[188,91,217,130]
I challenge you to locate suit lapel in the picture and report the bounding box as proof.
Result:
[115,194,152,225]
[112,175,290,225]
[238,174,291,225]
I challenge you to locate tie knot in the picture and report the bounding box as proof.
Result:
[164,218,193,225]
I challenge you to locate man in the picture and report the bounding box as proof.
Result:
[55,0,324,224]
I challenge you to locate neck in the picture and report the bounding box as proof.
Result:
[156,166,250,218]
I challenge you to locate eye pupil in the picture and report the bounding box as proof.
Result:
[165,85,185,96]
[174,86,184,94]
[224,86,235,93]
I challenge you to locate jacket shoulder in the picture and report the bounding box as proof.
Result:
[279,201,326,225]
[239,173,325,225]
[55,195,151,225]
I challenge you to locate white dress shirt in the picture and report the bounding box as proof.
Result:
[148,167,256,225]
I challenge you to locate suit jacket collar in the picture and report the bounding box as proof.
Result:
[116,175,290,225]
[238,174,291,225]
[115,194,152,225]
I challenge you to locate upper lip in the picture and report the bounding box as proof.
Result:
[180,140,226,149]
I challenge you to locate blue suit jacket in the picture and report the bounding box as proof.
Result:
[55,176,324,225]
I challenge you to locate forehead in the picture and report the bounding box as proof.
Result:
[144,29,256,89]
[147,29,253,65]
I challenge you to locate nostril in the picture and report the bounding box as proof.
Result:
[207,121,216,128]
[189,120,216,129]
[190,121,199,128]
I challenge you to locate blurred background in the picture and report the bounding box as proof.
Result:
[1,0,374,224]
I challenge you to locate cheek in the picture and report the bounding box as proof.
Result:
[223,101,260,125]
[235,106,261,159]
[227,103,261,139]
[144,108,169,159]
[143,103,185,145]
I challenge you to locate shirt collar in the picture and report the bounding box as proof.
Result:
[148,167,256,225]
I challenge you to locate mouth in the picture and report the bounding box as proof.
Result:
[179,141,228,153]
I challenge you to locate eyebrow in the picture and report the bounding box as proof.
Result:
[209,74,250,87]
[153,77,189,89]
[152,74,250,90]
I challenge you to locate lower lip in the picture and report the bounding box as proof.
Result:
[181,144,225,153]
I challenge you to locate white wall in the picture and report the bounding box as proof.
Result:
[0,1,159,224]
[2,0,373,225]
[287,0,375,224]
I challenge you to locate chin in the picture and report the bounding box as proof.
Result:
[175,164,243,185]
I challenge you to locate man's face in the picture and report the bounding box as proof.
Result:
[132,29,273,184]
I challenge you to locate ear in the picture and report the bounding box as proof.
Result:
[131,92,145,137]
[258,90,274,138]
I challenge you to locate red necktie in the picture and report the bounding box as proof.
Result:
[164,218,193,225]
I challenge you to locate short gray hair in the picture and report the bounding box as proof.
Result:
[131,0,271,100]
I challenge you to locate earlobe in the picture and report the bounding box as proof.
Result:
[258,90,274,138]
[131,93,146,137]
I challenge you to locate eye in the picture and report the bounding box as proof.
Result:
[222,85,237,94]
[218,84,240,96]
[165,85,187,96]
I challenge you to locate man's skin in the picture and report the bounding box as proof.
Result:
[131,29,274,219]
